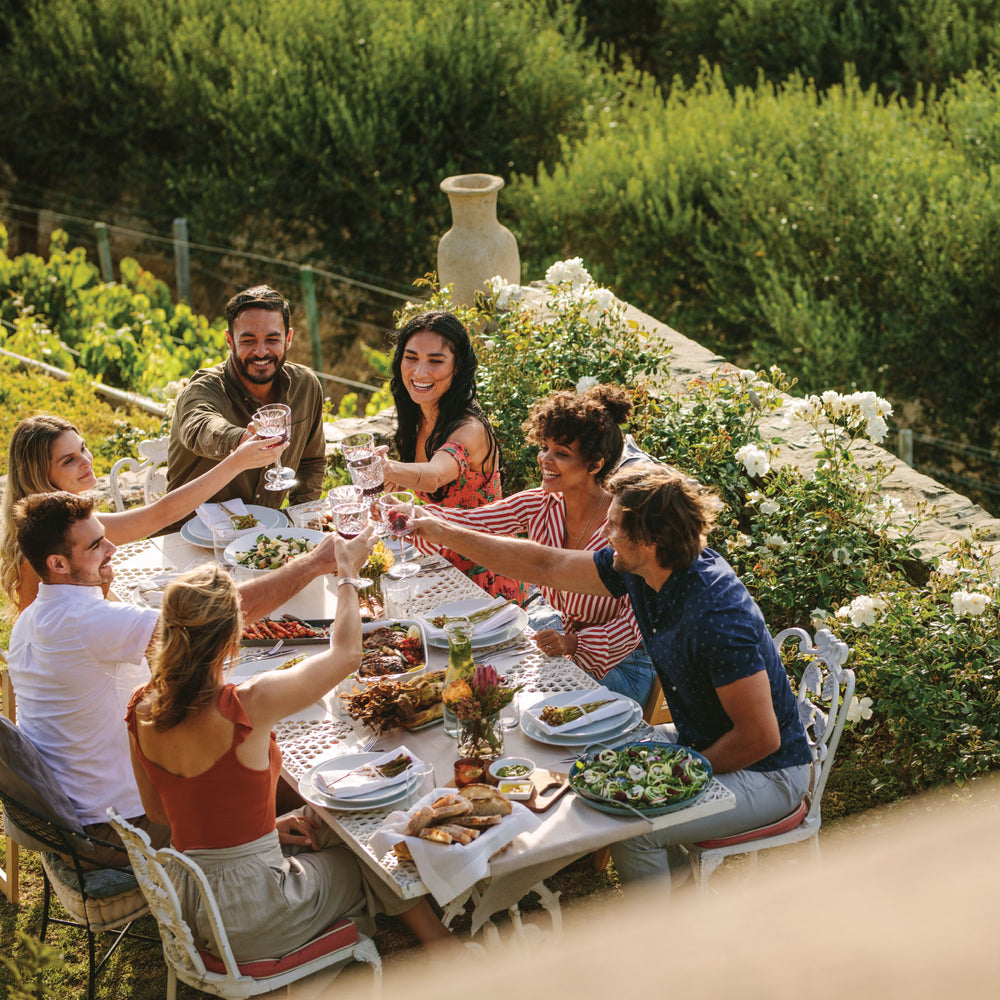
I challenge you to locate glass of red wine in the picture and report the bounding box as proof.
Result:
[254,403,297,492]
[333,503,373,589]
[378,491,420,579]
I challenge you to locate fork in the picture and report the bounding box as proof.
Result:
[238,639,284,663]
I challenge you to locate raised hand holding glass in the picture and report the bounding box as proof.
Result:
[333,504,373,588]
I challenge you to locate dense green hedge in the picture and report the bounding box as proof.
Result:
[575,0,1000,97]
[508,67,1000,453]
[0,0,618,284]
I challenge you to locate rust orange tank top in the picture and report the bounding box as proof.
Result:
[126,683,281,852]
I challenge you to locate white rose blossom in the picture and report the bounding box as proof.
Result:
[951,590,992,617]
[545,257,593,291]
[936,558,959,577]
[810,608,830,629]
[735,444,771,478]
[831,547,852,565]
[763,534,789,550]
[575,375,600,394]
[865,414,889,443]
[486,275,524,310]
[847,696,874,724]
[835,595,887,627]
[759,499,780,516]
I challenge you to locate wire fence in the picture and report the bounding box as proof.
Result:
[2,201,422,404]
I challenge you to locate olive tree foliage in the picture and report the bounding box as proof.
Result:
[0,0,621,281]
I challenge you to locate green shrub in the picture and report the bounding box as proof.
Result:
[509,67,1000,454]
[0,360,164,477]
[0,0,621,284]
[575,0,999,97]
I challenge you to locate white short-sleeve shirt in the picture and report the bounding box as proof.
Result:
[8,583,159,825]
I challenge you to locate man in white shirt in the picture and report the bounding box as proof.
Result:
[8,491,346,864]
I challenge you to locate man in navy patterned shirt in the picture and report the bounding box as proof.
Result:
[413,465,812,887]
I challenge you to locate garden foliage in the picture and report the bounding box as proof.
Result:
[575,0,1000,97]
[0,0,617,284]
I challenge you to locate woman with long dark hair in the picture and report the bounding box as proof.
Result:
[381,311,526,602]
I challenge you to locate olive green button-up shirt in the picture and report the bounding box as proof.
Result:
[165,357,326,527]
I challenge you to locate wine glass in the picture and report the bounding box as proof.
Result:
[333,503,373,588]
[339,432,375,464]
[378,491,420,579]
[254,403,297,492]
[347,451,386,533]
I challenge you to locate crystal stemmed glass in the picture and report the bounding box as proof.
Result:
[378,491,420,579]
[347,451,386,533]
[254,403,297,492]
[333,503,373,588]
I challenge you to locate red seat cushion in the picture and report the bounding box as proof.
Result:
[694,799,808,849]
[199,918,359,978]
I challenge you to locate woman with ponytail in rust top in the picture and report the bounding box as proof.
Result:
[126,533,456,962]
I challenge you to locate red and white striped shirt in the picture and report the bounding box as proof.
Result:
[421,489,642,678]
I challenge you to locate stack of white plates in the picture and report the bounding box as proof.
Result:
[519,690,642,747]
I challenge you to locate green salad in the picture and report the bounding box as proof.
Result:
[570,744,711,808]
[236,534,317,570]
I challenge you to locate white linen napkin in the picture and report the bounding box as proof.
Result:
[136,572,183,608]
[369,787,541,907]
[313,746,420,800]
[422,599,519,640]
[526,690,633,735]
[196,500,250,531]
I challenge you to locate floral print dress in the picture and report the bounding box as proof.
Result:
[414,440,530,605]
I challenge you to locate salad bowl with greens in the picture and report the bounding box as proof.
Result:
[569,741,713,817]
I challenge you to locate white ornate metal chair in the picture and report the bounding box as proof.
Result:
[108,810,383,1000]
[682,627,855,888]
[109,436,169,510]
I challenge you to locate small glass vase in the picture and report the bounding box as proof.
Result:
[456,712,504,763]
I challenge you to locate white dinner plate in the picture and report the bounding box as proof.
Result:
[298,753,419,812]
[180,505,288,548]
[520,691,643,747]
[421,598,528,650]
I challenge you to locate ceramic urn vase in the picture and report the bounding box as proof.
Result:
[437,173,520,307]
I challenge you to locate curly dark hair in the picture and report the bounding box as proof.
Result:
[13,491,95,581]
[389,311,499,501]
[521,385,632,485]
[607,466,722,571]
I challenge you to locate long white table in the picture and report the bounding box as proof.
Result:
[112,527,735,937]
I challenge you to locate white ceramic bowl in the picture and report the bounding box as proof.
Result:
[488,756,535,783]
[225,528,326,578]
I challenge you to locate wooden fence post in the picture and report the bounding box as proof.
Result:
[94,222,114,282]
[300,266,323,371]
[172,217,191,304]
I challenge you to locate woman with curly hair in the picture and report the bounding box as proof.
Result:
[379,311,526,602]
[415,384,656,704]
[1,413,279,614]
[126,553,457,961]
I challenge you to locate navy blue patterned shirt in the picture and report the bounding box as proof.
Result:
[594,546,810,772]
